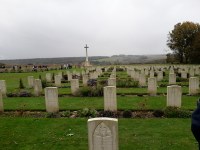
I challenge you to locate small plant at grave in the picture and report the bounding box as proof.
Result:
[122,110,133,118]
[45,112,61,118]
[60,111,71,117]
[153,109,164,117]
[164,106,191,118]
[78,108,98,118]
[19,78,25,89]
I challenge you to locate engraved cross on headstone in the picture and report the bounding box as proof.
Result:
[84,44,89,62]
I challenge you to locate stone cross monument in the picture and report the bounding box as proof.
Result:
[83,44,92,67]
[85,44,89,62]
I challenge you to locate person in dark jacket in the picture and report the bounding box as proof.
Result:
[191,99,200,150]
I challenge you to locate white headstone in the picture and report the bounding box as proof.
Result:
[169,73,176,85]
[139,74,146,87]
[46,73,52,82]
[55,75,62,87]
[0,80,7,97]
[189,77,199,95]
[181,71,187,79]
[104,86,117,111]
[28,76,34,88]
[167,85,182,107]
[0,90,3,112]
[67,72,72,81]
[148,77,157,96]
[70,79,79,95]
[82,74,89,86]
[157,71,163,81]
[34,79,42,96]
[45,87,59,112]
[88,117,118,150]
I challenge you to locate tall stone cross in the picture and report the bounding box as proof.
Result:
[84,44,89,62]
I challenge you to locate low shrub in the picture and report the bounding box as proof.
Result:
[122,110,133,118]
[117,79,138,88]
[60,111,71,117]
[98,80,108,86]
[116,67,124,72]
[164,106,191,118]
[87,79,97,86]
[7,92,18,97]
[45,112,61,118]
[76,85,103,97]
[153,109,164,117]
[176,77,188,82]
[19,90,32,97]
[99,110,119,118]
[78,108,98,117]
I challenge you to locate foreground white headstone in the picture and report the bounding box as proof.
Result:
[0,90,3,112]
[28,76,34,88]
[0,80,7,97]
[167,85,182,107]
[45,87,59,112]
[189,77,199,95]
[148,77,157,96]
[104,86,117,111]
[70,79,79,95]
[88,117,118,150]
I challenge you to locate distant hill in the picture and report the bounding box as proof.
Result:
[0,54,166,65]
[93,54,166,65]
[0,56,108,65]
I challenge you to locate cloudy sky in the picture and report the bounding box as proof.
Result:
[0,0,200,59]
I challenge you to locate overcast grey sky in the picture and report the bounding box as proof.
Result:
[0,0,200,59]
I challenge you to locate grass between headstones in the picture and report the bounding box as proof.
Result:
[0,118,196,150]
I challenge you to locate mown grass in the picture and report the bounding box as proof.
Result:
[3,95,198,111]
[0,118,196,150]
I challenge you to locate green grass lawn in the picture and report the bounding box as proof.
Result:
[3,95,198,111]
[0,118,196,150]
[117,86,189,94]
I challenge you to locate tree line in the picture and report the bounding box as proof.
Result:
[167,21,200,64]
